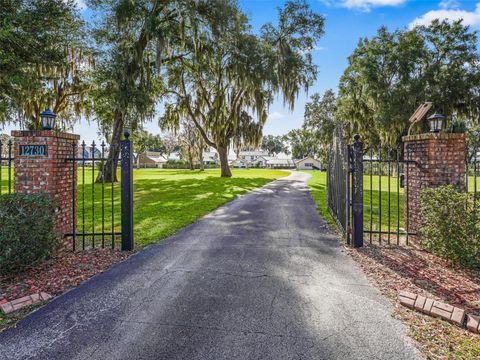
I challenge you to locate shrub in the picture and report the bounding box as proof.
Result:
[0,193,57,276]
[420,185,480,268]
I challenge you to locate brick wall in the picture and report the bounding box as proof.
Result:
[403,132,466,235]
[12,130,79,250]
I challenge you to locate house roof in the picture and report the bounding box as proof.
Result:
[295,156,320,164]
[141,151,167,163]
[239,150,269,156]
[266,158,295,165]
[203,151,218,162]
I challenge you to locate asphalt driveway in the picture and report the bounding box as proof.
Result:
[0,171,421,359]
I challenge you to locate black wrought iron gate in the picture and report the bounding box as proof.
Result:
[65,132,134,252]
[327,127,363,247]
[327,126,350,241]
[328,126,420,247]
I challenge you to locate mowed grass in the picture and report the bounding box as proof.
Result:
[76,168,288,248]
[304,170,480,242]
[303,170,404,233]
[133,168,287,246]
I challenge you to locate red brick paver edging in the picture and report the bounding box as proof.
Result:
[0,292,52,314]
[398,290,480,335]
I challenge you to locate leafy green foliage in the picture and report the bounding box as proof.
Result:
[337,20,480,148]
[0,0,90,128]
[160,0,324,177]
[89,0,229,181]
[420,186,480,268]
[302,90,338,163]
[260,135,289,156]
[132,130,165,155]
[0,193,57,276]
[285,129,320,159]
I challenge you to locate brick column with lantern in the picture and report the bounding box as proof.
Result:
[12,110,80,250]
[403,129,466,236]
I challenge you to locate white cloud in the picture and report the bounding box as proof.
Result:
[410,2,480,28]
[326,0,406,12]
[439,0,460,9]
[267,112,286,121]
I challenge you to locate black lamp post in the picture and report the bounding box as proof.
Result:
[427,112,445,133]
[40,109,56,130]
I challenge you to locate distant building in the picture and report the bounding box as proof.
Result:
[137,151,167,168]
[295,157,321,170]
[230,149,321,170]
[203,151,219,165]
[77,145,103,160]
[239,150,269,162]
[266,158,296,169]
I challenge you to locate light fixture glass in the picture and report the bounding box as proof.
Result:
[40,109,56,130]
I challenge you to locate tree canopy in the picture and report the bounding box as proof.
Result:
[337,20,480,149]
[0,0,89,129]
[261,135,289,156]
[160,0,324,177]
[302,89,337,163]
[89,0,236,181]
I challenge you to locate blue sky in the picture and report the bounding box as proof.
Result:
[4,0,480,141]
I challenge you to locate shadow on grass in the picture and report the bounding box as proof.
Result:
[76,172,283,248]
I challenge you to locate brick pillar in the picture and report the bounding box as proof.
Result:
[12,130,79,249]
[403,132,466,235]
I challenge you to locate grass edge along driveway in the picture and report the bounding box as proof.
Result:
[77,168,288,248]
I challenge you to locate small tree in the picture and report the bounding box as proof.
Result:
[284,129,320,159]
[302,90,338,164]
[261,135,289,156]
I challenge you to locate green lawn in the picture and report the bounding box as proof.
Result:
[303,170,404,232]
[304,170,480,244]
[1,167,287,248]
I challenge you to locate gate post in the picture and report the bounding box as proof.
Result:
[403,132,466,236]
[351,134,364,248]
[121,132,134,251]
[11,130,79,251]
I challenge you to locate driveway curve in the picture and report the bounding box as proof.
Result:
[0,171,420,360]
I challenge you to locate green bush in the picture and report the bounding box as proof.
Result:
[0,193,57,276]
[420,185,480,268]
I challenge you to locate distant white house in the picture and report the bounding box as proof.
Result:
[230,158,249,168]
[230,149,321,170]
[137,151,167,168]
[239,150,269,162]
[202,151,219,165]
[77,145,102,160]
[266,158,296,169]
[295,157,321,170]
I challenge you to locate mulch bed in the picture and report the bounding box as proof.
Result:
[346,244,480,359]
[0,249,130,303]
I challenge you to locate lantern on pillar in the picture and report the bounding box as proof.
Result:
[40,109,56,130]
[427,112,445,133]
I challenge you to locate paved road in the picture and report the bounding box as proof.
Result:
[0,172,420,360]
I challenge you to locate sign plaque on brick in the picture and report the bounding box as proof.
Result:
[19,144,47,157]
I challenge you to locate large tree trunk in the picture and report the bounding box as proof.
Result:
[218,145,231,177]
[188,151,194,170]
[97,109,123,183]
[198,143,204,171]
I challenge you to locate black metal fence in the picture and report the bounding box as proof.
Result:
[65,134,134,252]
[466,141,479,202]
[363,147,416,245]
[327,126,350,242]
[0,138,14,195]
[327,129,414,247]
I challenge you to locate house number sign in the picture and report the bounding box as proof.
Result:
[19,145,47,157]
